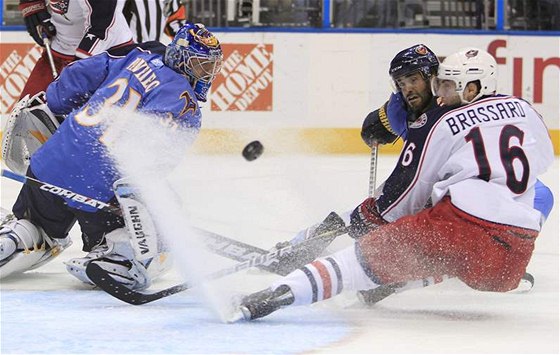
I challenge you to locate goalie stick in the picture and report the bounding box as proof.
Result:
[85,224,349,305]
[1,169,122,215]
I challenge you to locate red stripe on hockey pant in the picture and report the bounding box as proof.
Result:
[311,260,332,299]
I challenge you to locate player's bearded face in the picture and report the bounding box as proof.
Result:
[395,72,432,113]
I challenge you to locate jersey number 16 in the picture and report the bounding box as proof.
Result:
[465,124,530,194]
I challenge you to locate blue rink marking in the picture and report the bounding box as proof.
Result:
[1,290,350,354]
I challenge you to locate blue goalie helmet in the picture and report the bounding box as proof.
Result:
[164,22,223,102]
[389,44,439,84]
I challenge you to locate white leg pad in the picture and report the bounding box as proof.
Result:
[0,219,72,279]
[65,228,171,290]
[113,179,159,261]
[329,245,379,291]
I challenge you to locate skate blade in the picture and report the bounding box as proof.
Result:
[225,307,251,323]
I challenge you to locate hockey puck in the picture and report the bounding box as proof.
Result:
[242,140,264,161]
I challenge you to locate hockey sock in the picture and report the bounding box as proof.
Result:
[270,244,378,306]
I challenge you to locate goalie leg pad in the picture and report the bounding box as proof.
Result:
[0,219,71,279]
[65,228,170,290]
[113,178,159,261]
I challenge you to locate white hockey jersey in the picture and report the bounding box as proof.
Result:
[46,0,132,58]
[376,95,554,231]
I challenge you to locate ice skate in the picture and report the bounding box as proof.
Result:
[237,284,295,321]
[357,283,403,305]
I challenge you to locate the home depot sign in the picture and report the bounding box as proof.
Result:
[0,44,42,114]
[211,43,273,111]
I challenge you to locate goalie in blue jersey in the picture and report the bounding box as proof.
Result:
[0,23,223,289]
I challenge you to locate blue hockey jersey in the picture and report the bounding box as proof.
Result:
[31,46,200,212]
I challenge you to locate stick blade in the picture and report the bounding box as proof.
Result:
[86,262,190,305]
[86,262,148,305]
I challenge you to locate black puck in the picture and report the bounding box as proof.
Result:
[242,140,264,161]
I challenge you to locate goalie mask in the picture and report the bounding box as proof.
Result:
[164,22,223,102]
[431,47,498,104]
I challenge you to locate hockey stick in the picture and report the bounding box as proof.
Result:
[1,168,341,276]
[357,144,406,304]
[192,227,290,275]
[42,32,58,79]
[86,225,349,305]
[368,144,378,197]
[1,169,122,215]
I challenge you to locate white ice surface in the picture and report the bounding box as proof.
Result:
[1,154,558,354]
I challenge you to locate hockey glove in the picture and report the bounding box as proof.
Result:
[19,0,56,46]
[361,108,399,147]
[2,91,60,175]
[348,197,387,239]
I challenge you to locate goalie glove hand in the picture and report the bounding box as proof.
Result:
[2,91,60,175]
[19,0,56,47]
[348,197,386,239]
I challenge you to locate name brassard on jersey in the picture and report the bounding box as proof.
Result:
[445,98,526,135]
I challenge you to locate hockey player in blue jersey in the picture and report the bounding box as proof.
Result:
[0,23,223,289]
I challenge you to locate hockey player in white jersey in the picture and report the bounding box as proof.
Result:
[17,0,185,99]
[271,45,554,305]
[17,0,133,99]
[233,47,554,321]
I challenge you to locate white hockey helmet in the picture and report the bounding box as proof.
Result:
[432,47,498,104]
